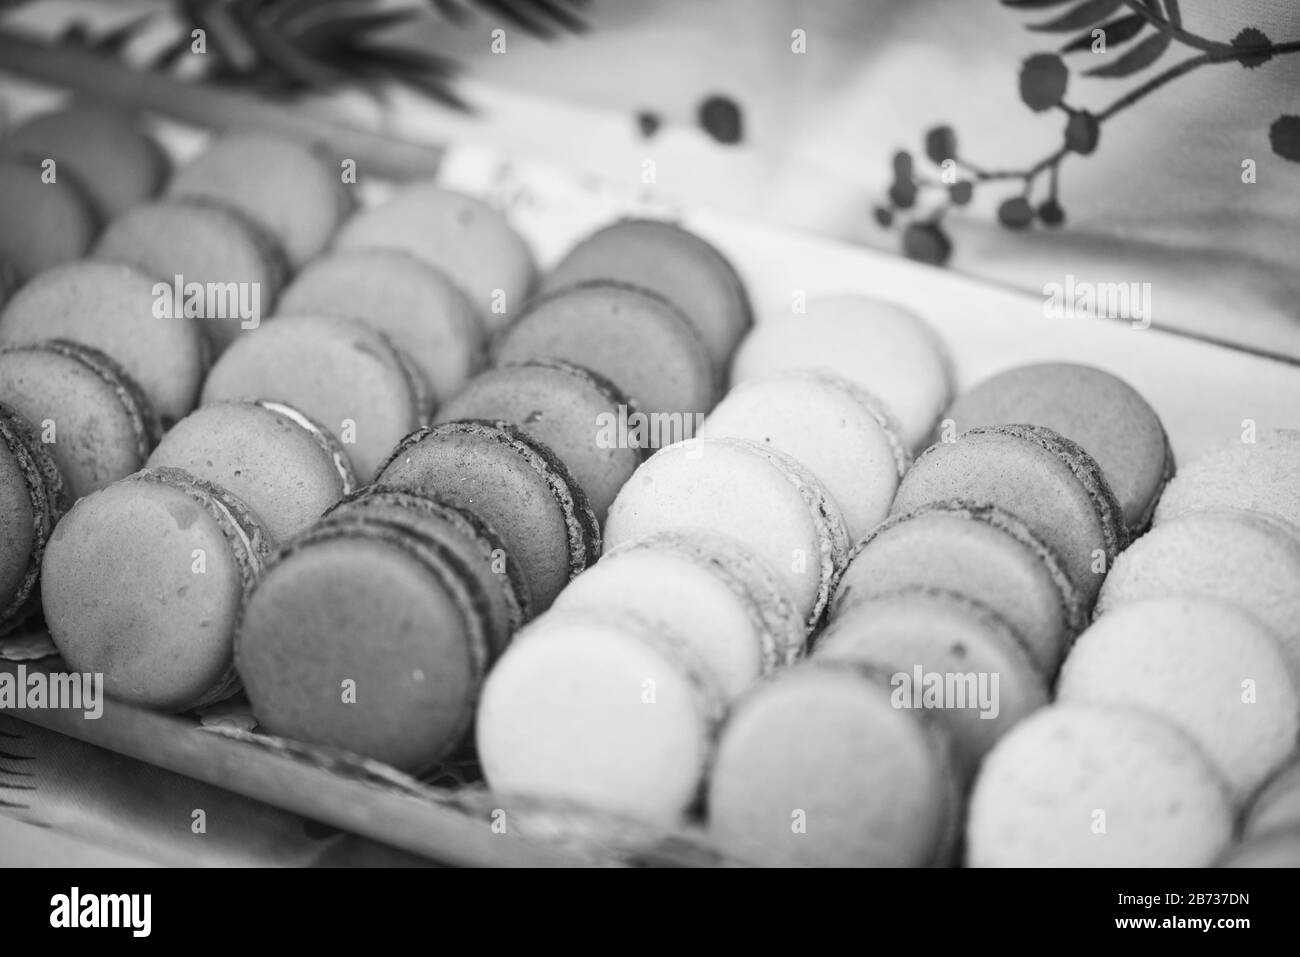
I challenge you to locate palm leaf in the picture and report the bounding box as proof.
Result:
[1028,0,1125,32]
[1083,30,1172,77]
[1061,13,1145,52]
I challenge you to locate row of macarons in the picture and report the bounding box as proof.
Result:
[472,365,1300,865]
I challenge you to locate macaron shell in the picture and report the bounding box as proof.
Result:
[168,131,350,269]
[3,104,168,219]
[1217,829,1300,867]
[495,281,716,419]
[146,401,355,544]
[0,342,156,501]
[235,522,487,772]
[434,360,639,523]
[476,609,722,824]
[0,259,207,425]
[1056,597,1299,804]
[542,218,752,373]
[94,198,289,354]
[0,405,66,634]
[199,315,422,481]
[1243,756,1300,838]
[1095,510,1300,682]
[322,486,529,657]
[706,661,959,867]
[41,469,270,711]
[967,704,1234,867]
[943,362,1172,534]
[698,370,909,540]
[554,546,770,698]
[377,421,600,611]
[730,294,953,452]
[814,587,1048,776]
[0,155,97,280]
[603,438,851,629]
[1153,429,1300,532]
[279,248,484,408]
[333,182,535,334]
[834,502,1083,675]
[891,425,1126,606]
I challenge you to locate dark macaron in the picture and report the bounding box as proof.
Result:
[94,197,290,354]
[541,218,752,375]
[434,360,641,524]
[891,425,1127,606]
[0,259,208,426]
[0,339,160,501]
[322,485,530,657]
[494,280,716,419]
[3,103,169,220]
[0,154,98,280]
[235,513,491,773]
[0,403,67,635]
[942,362,1173,535]
[376,420,600,612]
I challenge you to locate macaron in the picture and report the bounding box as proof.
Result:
[93,198,289,353]
[1242,755,1300,839]
[0,259,208,426]
[1095,509,1300,681]
[322,486,530,657]
[551,529,805,698]
[1056,597,1299,804]
[199,315,425,481]
[814,586,1048,776]
[278,248,483,409]
[146,401,355,544]
[890,425,1127,606]
[942,362,1172,535]
[1153,428,1300,532]
[0,404,66,635]
[41,467,272,711]
[433,359,639,524]
[234,512,490,772]
[706,660,960,867]
[168,130,350,269]
[0,340,160,501]
[494,281,716,419]
[833,502,1084,676]
[1216,829,1300,867]
[2,103,169,219]
[332,182,536,333]
[376,420,601,611]
[603,437,851,629]
[0,154,98,280]
[967,704,1233,867]
[542,218,752,374]
[730,294,953,453]
[698,370,909,540]
[476,607,725,824]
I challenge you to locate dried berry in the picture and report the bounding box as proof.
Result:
[1019,54,1069,112]
[893,150,914,179]
[889,180,918,209]
[949,181,974,206]
[925,126,958,165]
[998,196,1035,229]
[903,223,952,266]
[1231,28,1272,69]
[1038,200,1066,227]
[873,206,894,227]
[1065,110,1100,154]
